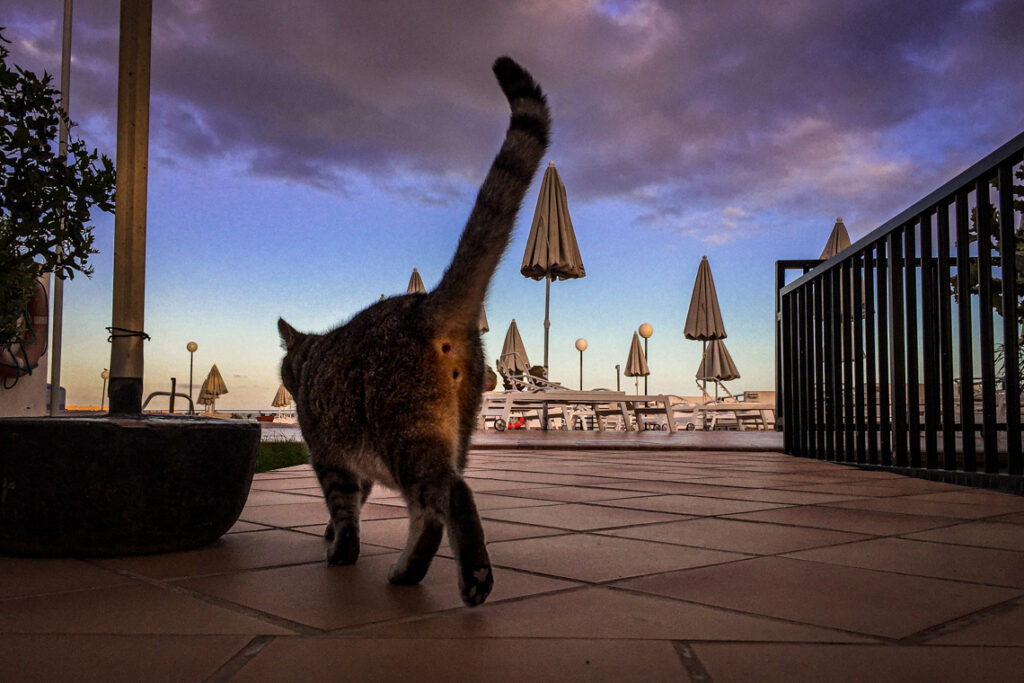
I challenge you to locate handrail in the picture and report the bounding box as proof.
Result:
[782,129,1024,296]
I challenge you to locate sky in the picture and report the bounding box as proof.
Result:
[4,0,1024,410]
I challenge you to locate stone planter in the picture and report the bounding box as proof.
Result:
[0,415,260,556]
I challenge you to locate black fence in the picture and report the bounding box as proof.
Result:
[777,131,1023,493]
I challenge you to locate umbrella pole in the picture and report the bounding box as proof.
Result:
[543,275,551,378]
[542,275,551,430]
[702,340,707,401]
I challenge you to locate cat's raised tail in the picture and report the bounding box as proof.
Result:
[430,57,551,330]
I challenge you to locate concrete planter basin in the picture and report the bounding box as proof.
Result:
[0,415,260,556]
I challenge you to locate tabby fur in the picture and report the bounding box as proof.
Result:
[277,57,550,606]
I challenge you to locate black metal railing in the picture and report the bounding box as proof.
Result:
[777,131,1023,493]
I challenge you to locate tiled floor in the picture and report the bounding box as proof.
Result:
[2,441,1023,681]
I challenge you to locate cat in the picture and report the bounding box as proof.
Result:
[277,56,550,607]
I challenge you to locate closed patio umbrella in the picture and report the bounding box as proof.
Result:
[199,364,227,412]
[499,319,530,376]
[521,161,585,379]
[407,268,426,294]
[819,217,851,259]
[272,384,290,407]
[624,331,649,395]
[196,386,215,412]
[272,384,291,418]
[684,255,727,398]
[696,338,739,400]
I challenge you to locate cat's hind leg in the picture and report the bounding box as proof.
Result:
[315,463,364,565]
[388,480,446,587]
[323,478,374,541]
[446,474,493,607]
[388,440,492,606]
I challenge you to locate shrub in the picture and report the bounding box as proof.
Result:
[256,439,309,473]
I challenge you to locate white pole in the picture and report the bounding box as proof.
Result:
[48,0,73,416]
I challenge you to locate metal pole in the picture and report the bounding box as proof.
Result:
[542,275,551,378]
[168,377,176,414]
[702,340,707,399]
[108,0,152,415]
[643,338,648,394]
[578,350,583,390]
[541,274,551,430]
[48,0,74,416]
[615,364,620,391]
[187,342,196,415]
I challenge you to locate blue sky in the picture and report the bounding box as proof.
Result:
[5,0,1024,408]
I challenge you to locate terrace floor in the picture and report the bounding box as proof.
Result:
[2,433,1023,682]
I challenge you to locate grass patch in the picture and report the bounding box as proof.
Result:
[256,440,309,473]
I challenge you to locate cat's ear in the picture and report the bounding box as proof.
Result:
[278,318,306,351]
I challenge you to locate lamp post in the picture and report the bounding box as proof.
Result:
[574,338,588,390]
[615,364,620,391]
[100,369,109,411]
[186,341,197,415]
[638,323,653,394]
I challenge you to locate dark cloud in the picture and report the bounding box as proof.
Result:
[6,0,1023,241]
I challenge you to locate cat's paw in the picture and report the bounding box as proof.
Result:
[326,526,359,565]
[387,561,428,586]
[459,565,493,607]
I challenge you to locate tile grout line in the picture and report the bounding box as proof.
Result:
[90,564,325,636]
[672,641,714,682]
[607,584,893,644]
[203,635,275,683]
[899,595,1024,645]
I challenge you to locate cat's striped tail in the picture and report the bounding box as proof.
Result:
[431,56,551,330]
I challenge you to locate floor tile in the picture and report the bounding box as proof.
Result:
[646,483,864,504]
[0,634,251,683]
[594,494,791,516]
[823,497,1007,520]
[93,529,380,580]
[227,520,272,534]
[584,479,725,494]
[601,517,868,555]
[0,583,290,635]
[903,490,1024,509]
[250,477,319,491]
[313,517,567,550]
[238,501,406,527]
[728,504,958,535]
[491,486,654,503]
[902,521,1024,551]
[0,557,133,599]
[785,537,1024,588]
[488,533,747,582]
[242,490,316,507]
[693,643,1024,683]
[618,556,1021,639]
[927,599,1024,646]
[481,502,687,530]
[236,637,686,682]
[468,493,562,510]
[997,512,1024,524]
[179,554,576,631]
[357,586,867,642]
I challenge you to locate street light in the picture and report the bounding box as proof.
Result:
[615,364,621,391]
[574,338,588,390]
[100,369,109,411]
[638,323,653,394]
[186,341,198,415]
